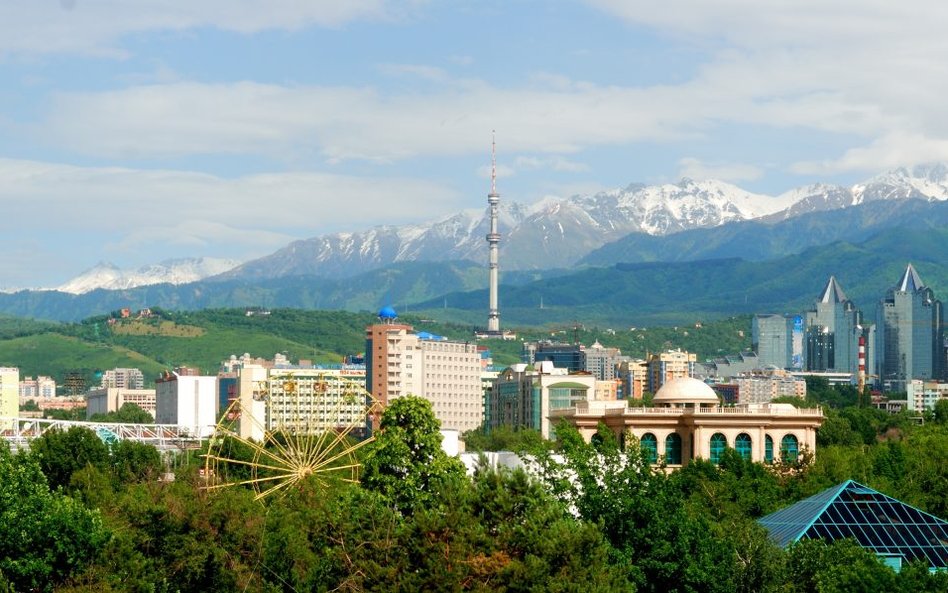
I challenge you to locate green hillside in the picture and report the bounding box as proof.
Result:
[0,307,754,390]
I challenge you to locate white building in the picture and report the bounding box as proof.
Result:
[0,367,19,429]
[906,380,948,412]
[155,371,217,437]
[231,364,371,442]
[101,368,145,390]
[734,370,807,404]
[85,387,157,419]
[19,375,57,399]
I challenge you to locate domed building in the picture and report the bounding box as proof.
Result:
[550,377,823,467]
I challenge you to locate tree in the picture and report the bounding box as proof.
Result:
[933,398,948,425]
[0,443,109,591]
[361,395,466,514]
[30,426,110,490]
[89,403,154,424]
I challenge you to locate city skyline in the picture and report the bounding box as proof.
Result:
[3,2,948,286]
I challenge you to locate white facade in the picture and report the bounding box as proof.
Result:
[19,376,57,399]
[232,365,371,441]
[0,367,19,429]
[101,368,145,390]
[907,380,948,412]
[155,373,217,437]
[734,372,807,404]
[85,387,157,419]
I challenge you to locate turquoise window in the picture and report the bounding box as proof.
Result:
[640,433,658,463]
[710,433,727,465]
[664,433,682,465]
[765,435,774,463]
[781,434,799,462]
[736,433,752,461]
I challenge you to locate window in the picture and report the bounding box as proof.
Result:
[710,433,727,465]
[736,433,752,461]
[640,433,658,463]
[765,435,774,463]
[665,433,682,465]
[781,434,799,462]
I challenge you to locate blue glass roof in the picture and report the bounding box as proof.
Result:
[759,480,948,568]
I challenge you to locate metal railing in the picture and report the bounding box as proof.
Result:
[0,417,204,451]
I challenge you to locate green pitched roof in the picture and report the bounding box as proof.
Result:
[759,480,948,569]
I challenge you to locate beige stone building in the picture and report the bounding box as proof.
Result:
[85,387,157,419]
[366,309,483,432]
[0,367,19,429]
[552,377,823,466]
[647,349,696,393]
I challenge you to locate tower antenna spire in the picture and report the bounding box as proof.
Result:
[490,130,497,195]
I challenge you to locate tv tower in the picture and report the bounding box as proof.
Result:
[486,132,501,334]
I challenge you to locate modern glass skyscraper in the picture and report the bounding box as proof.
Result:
[803,276,872,375]
[877,264,945,391]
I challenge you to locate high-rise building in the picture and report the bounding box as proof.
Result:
[524,341,585,373]
[100,368,145,390]
[584,341,622,381]
[0,367,19,429]
[19,375,57,399]
[803,277,872,376]
[753,314,802,370]
[366,307,483,432]
[646,349,696,393]
[155,370,217,437]
[877,264,945,391]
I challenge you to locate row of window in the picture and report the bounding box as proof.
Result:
[638,432,800,465]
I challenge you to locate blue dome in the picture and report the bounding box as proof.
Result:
[378,305,397,320]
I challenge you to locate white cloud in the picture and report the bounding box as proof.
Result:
[0,1,410,57]
[514,155,589,173]
[0,158,461,281]
[585,0,948,175]
[678,158,762,182]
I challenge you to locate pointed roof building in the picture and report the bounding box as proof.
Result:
[759,480,948,570]
[897,263,925,293]
[818,275,848,304]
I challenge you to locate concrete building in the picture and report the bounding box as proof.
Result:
[19,375,56,399]
[0,367,18,429]
[366,307,483,432]
[488,361,598,439]
[552,377,823,467]
[906,380,948,412]
[647,349,696,393]
[584,341,623,381]
[85,387,157,419]
[733,369,807,404]
[877,264,945,391]
[222,357,372,441]
[617,359,648,400]
[155,370,217,437]
[699,352,762,380]
[100,368,145,390]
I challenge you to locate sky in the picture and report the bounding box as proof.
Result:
[2,0,947,288]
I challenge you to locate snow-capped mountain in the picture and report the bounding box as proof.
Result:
[219,178,794,279]
[55,258,241,294]
[63,164,948,290]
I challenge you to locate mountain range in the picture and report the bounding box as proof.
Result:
[10,163,948,324]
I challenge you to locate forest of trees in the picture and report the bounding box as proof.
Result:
[3,388,948,592]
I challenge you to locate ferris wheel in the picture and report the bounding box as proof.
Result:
[202,373,382,500]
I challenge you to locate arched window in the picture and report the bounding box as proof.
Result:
[640,433,658,463]
[765,435,774,463]
[781,434,799,462]
[709,433,727,465]
[665,433,682,465]
[735,433,752,461]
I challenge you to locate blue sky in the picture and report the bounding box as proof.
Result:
[0,0,945,287]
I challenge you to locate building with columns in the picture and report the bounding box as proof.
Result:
[551,377,823,467]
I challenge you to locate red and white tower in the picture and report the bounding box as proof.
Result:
[486,132,501,334]
[857,334,867,394]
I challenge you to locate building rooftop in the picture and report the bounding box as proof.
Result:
[653,377,719,405]
[759,480,948,569]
